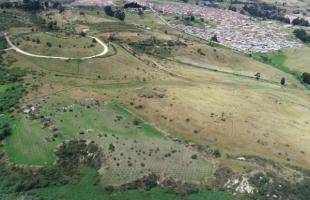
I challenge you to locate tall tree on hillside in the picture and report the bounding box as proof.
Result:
[211,34,218,42]
[281,77,285,85]
[104,6,115,17]
[115,10,126,21]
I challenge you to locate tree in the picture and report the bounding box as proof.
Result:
[58,6,65,13]
[255,72,261,80]
[79,31,86,37]
[138,8,144,16]
[190,15,195,21]
[0,122,11,140]
[46,42,52,47]
[294,29,310,43]
[211,34,218,42]
[109,143,115,152]
[104,6,114,17]
[301,72,310,84]
[229,6,237,12]
[47,21,57,31]
[281,77,285,85]
[115,10,125,21]
[292,17,309,27]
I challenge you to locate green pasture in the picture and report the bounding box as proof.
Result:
[5,96,212,185]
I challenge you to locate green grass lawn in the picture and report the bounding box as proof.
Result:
[30,167,236,200]
[0,10,32,31]
[87,21,141,32]
[5,116,59,165]
[5,96,212,185]
[126,11,160,30]
[252,50,302,81]
[11,32,103,58]
[5,97,164,165]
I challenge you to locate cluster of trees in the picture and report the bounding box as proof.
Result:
[242,3,310,26]
[124,2,146,10]
[249,172,310,200]
[47,21,59,31]
[293,29,310,43]
[104,6,126,21]
[243,3,290,24]
[292,17,309,27]
[179,14,196,25]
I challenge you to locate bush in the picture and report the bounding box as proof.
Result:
[104,6,114,17]
[0,84,24,112]
[0,114,12,140]
[301,72,310,84]
[79,31,86,37]
[294,29,310,43]
[281,77,285,85]
[213,149,221,158]
[46,42,52,47]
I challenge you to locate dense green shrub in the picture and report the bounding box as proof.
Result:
[294,29,310,43]
[0,84,24,112]
[301,72,310,84]
[0,114,13,140]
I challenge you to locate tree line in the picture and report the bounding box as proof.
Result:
[242,3,309,26]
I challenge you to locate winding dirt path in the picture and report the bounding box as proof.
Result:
[4,33,108,60]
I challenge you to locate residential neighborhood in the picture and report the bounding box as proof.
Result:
[156,3,302,53]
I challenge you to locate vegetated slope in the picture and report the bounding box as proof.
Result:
[7,96,212,186]
[1,3,309,200]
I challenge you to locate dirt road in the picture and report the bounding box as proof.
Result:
[4,33,108,60]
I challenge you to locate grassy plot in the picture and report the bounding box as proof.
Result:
[0,9,32,31]
[126,11,162,30]
[87,21,141,33]
[6,96,212,185]
[5,117,59,165]
[171,43,302,86]
[30,167,234,200]
[282,47,310,73]
[252,50,302,82]
[8,43,161,80]
[11,32,103,58]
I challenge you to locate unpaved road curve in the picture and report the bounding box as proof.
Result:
[4,33,108,60]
